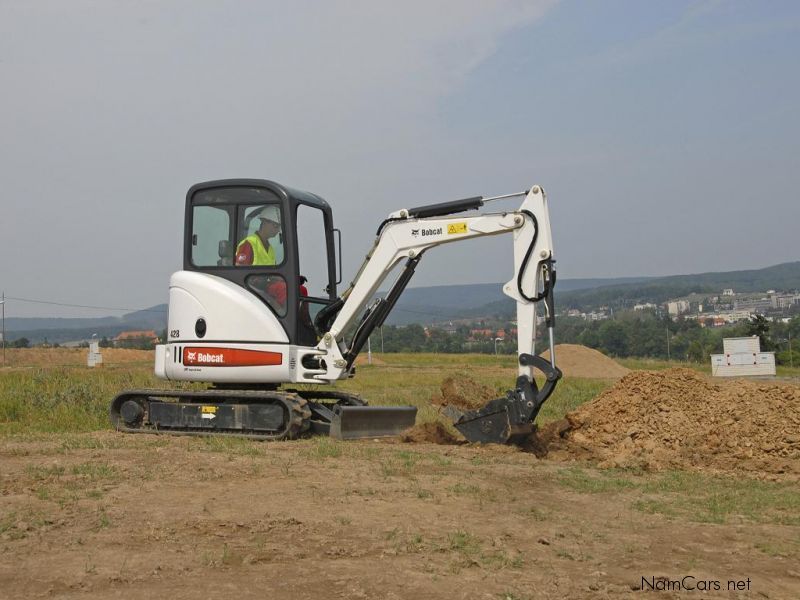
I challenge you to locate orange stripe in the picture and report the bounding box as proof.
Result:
[182,347,283,367]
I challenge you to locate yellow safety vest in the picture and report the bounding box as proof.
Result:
[237,234,276,265]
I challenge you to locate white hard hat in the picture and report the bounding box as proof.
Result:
[255,205,281,223]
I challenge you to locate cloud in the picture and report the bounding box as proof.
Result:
[578,0,800,72]
[0,0,558,316]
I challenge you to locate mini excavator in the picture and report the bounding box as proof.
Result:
[110,179,561,444]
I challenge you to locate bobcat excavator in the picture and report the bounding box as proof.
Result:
[110,179,561,444]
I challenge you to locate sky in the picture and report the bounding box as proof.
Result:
[1,0,798,318]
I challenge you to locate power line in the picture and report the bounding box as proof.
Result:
[3,295,482,321]
[3,295,166,314]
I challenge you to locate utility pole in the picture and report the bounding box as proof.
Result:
[380,326,384,353]
[781,334,793,369]
[666,327,671,361]
[367,336,372,365]
[1,292,5,368]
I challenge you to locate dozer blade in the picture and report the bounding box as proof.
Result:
[329,405,417,440]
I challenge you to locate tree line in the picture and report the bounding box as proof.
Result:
[366,312,799,365]
[557,311,799,364]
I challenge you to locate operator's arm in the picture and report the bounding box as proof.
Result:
[235,241,254,266]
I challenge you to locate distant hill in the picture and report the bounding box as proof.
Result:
[465,261,800,319]
[5,305,167,345]
[379,277,650,325]
[557,261,800,311]
[3,276,646,342]
[5,262,797,343]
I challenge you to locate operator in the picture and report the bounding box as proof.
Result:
[234,206,312,324]
[235,205,281,266]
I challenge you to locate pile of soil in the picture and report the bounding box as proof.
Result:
[430,374,497,411]
[535,368,800,477]
[401,422,463,445]
[541,344,629,379]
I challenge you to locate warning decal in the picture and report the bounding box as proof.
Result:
[447,222,468,235]
[183,347,283,367]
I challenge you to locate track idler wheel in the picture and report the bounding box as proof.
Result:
[110,395,146,430]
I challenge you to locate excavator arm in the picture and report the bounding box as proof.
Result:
[312,185,562,444]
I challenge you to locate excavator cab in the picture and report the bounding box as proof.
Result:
[184,179,339,346]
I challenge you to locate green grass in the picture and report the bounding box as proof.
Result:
[0,366,166,434]
[617,356,800,379]
[2,351,793,437]
[634,471,800,525]
[754,538,800,558]
[556,467,637,493]
[71,462,119,481]
[300,436,344,460]
[776,364,800,378]
[0,353,609,436]
[553,467,800,526]
[617,358,708,373]
[190,435,263,456]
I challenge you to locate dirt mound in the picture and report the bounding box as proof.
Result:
[401,421,463,445]
[541,344,629,379]
[430,374,497,411]
[535,368,800,477]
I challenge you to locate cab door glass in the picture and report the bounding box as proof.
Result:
[191,206,232,267]
[245,274,288,317]
[295,205,330,297]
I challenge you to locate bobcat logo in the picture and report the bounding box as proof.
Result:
[187,351,196,361]
[411,229,420,237]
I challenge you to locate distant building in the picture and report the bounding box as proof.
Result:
[698,316,726,328]
[733,297,772,314]
[713,310,754,324]
[634,303,657,311]
[711,336,775,377]
[666,300,690,316]
[586,311,608,321]
[469,328,494,339]
[772,294,800,310]
[722,289,735,296]
[114,330,159,348]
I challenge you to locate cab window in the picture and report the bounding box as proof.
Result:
[191,205,233,267]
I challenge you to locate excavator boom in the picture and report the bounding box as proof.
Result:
[313,185,562,443]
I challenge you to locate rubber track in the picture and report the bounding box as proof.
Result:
[110,388,312,441]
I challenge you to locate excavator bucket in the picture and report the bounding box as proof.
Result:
[329,405,418,440]
[451,399,536,445]
[448,356,563,445]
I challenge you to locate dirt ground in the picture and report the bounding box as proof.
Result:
[1,432,798,600]
[1,349,798,598]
